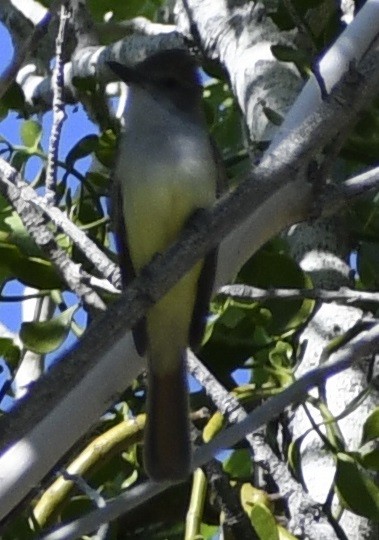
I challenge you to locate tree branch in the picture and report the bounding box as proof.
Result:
[218,284,379,305]
[45,2,70,205]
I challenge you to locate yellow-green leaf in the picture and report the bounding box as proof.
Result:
[250,503,279,540]
[20,305,78,354]
[223,449,252,479]
[20,120,42,149]
[362,407,379,444]
[203,411,225,443]
[335,453,379,520]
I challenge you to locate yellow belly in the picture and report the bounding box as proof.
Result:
[123,167,215,373]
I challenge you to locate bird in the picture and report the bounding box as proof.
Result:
[108,48,224,481]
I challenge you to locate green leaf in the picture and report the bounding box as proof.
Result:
[238,249,315,335]
[268,340,293,368]
[0,239,15,286]
[362,408,379,444]
[0,81,25,111]
[349,200,379,240]
[86,171,109,196]
[0,192,12,215]
[218,305,246,330]
[252,323,273,348]
[335,453,379,520]
[359,448,379,472]
[0,101,8,121]
[18,256,63,289]
[20,120,42,149]
[357,242,379,289]
[362,407,379,444]
[342,103,379,164]
[250,503,279,540]
[205,80,244,164]
[200,523,219,539]
[0,337,21,367]
[241,483,273,512]
[223,449,252,478]
[4,211,43,257]
[20,305,78,354]
[10,150,31,171]
[95,129,116,168]
[202,412,225,443]
[287,436,305,484]
[0,243,62,289]
[66,135,99,168]
[87,0,162,23]
[1,512,35,540]
[278,525,298,540]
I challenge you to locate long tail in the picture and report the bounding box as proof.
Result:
[144,352,191,481]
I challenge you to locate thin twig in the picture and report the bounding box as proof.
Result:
[218,284,379,304]
[0,292,49,302]
[45,2,70,205]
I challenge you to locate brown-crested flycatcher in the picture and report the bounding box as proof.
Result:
[108,49,223,481]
